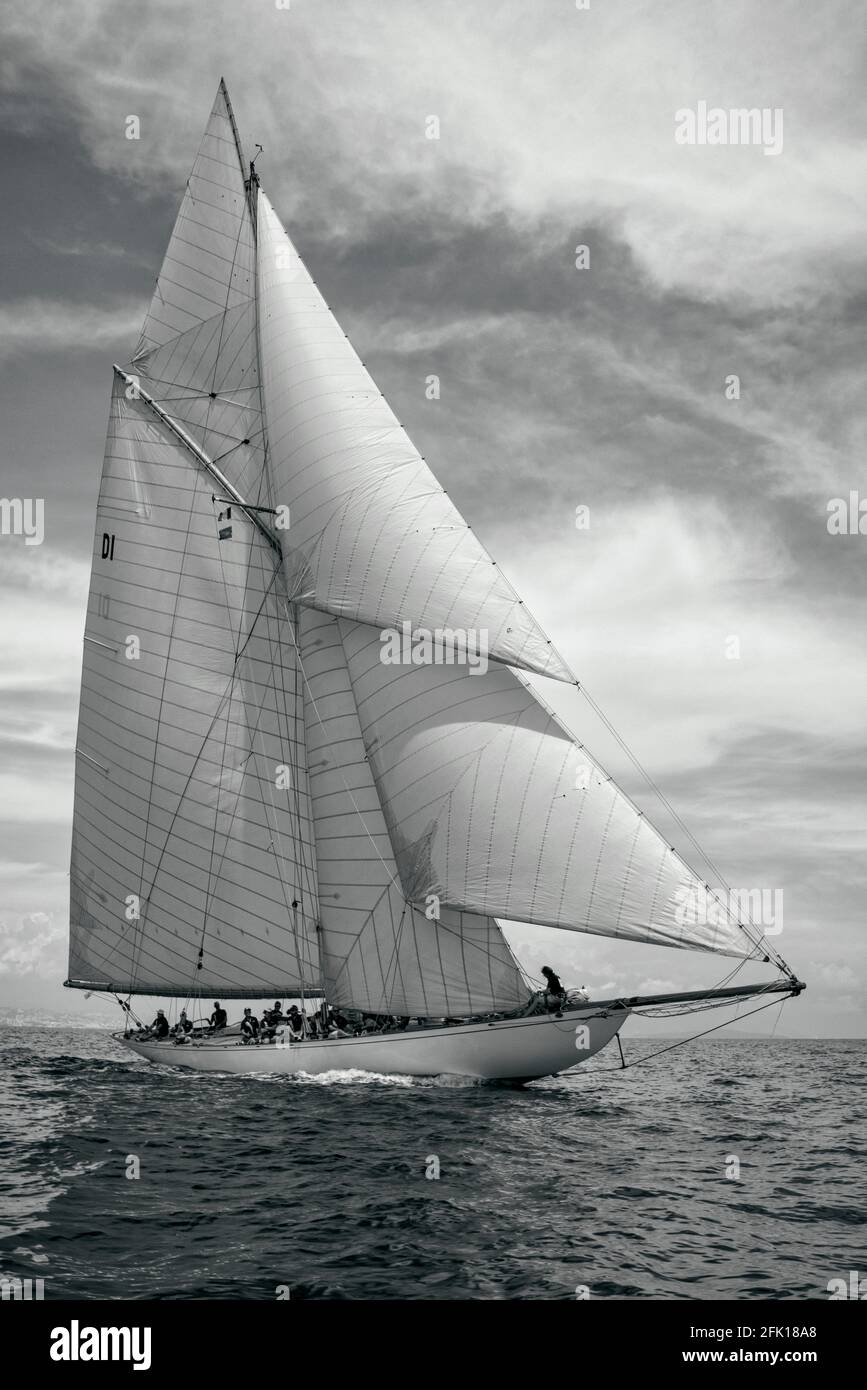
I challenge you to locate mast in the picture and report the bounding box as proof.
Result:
[236,106,313,1011]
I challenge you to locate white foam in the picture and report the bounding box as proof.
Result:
[291,1068,484,1088]
[293,1067,417,1086]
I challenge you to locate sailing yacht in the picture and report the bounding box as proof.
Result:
[65,82,803,1081]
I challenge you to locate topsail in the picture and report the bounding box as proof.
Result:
[68,82,772,1012]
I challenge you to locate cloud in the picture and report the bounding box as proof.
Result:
[4,0,867,309]
[636,978,677,995]
[0,299,142,361]
[0,912,66,978]
[808,962,859,989]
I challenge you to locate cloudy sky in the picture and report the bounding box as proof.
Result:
[1,0,864,1034]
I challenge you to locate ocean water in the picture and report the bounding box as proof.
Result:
[0,1026,863,1300]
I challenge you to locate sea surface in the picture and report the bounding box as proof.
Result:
[0,1026,863,1300]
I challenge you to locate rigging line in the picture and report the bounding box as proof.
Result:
[139,559,285,937]
[203,205,250,439]
[283,609,403,888]
[235,162,318,992]
[126,427,206,994]
[186,517,314,991]
[768,996,786,1038]
[243,251,320,981]
[220,79,250,205]
[165,393,255,412]
[588,992,795,1073]
[131,373,260,395]
[280,600,321,964]
[242,143,321,951]
[198,505,251,969]
[195,470,273,953]
[191,616,308,985]
[141,391,257,409]
[248,462,319,941]
[376,901,410,1014]
[577,683,792,975]
[433,910,524,1009]
[245,452,308,886]
[623,979,790,1019]
[513,661,784,971]
[210,436,262,470]
[325,878,400,994]
[241,602,318,982]
[202,443,278,854]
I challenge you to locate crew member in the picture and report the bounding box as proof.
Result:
[210,1001,228,1033]
[150,1009,170,1039]
[541,966,566,1010]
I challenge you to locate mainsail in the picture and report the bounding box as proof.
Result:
[69,383,319,997]
[69,83,319,998]
[68,82,778,1011]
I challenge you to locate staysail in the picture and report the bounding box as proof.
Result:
[69,82,780,1010]
[298,607,528,1014]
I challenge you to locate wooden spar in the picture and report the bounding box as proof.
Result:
[585,979,805,1011]
[111,366,282,556]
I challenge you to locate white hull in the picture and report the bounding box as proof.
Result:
[119,1005,630,1082]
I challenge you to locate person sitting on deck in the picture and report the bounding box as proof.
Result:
[209,1002,227,1033]
[541,966,566,1011]
[172,1009,193,1038]
[260,1005,281,1043]
[240,1008,260,1042]
[149,1009,169,1039]
[286,1005,304,1040]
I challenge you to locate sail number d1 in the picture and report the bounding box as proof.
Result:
[101,532,116,561]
